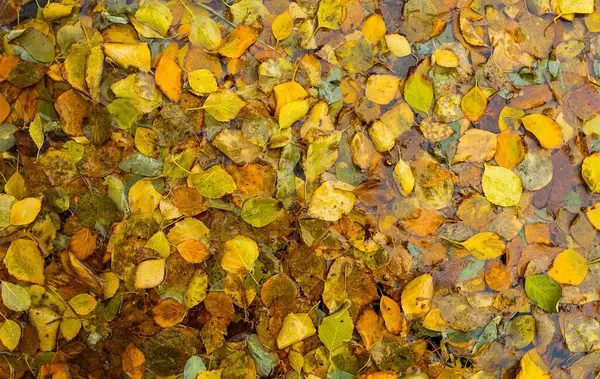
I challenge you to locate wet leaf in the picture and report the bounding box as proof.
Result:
[525,274,562,313]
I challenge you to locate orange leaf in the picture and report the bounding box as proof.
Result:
[152,299,186,328]
[176,239,211,263]
[155,56,182,102]
[122,344,146,379]
[68,228,97,261]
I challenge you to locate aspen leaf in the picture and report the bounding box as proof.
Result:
[241,196,282,227]
[495,129,525,169]
[506,315,535,349]
[582,152,600,193]
[385,34,411,57]
[401,274,433,320]
[404,72,433,114]
[218,26,258,58]
[277,313,316,349]
[123,343,146,379]
[366,75,400,105]
[155,56,182,102]
[134,1,173,37]
[558,0,594,14]
[188,69,218,94]
[517,350,551,379]
[547,249,588,285]
[317,0,343,30]
[498,106,525,131]
[318,308,353,352]
[307,181,355,222]
[272,11,293,40]
[191,165,237,199]
[190,16,221,50]
[135,259,165,289]
[60,308,82,342]
[525,274,562,313]
[461,86,487,122]
[586,203,600,230]
[482,164,522,207]
[279,99,310,129]
[461,232,505,260]
[454,129,497,163]
[304,131,341,179]
[203,91,246,122]
[68,293,97,315]
[393,158,414,197]
[1,281,31,312]
[29,307,60,351]
[29,113,44,151]
[380,296,404,335]
[10,197,41,226]
[153,299,186,328]
[0,320,20,351]
[362,14,386,44]
[521,114,564,149]
[104,43,151,72]
[221,236,259,273]
[128,180,162,216]
[422,309,448,332]
[177,239,211,263]
[433,49,459,67]
[184,269,208,309]
[68,228,97,260]
[4,239,45,285]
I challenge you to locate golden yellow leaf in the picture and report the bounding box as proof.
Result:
[461,232,505,260]
[188,69,218,94]
[521,114,564,149]
[380,296,405,335]
[203,90,246,122]
[498,106,525,131]
[516,350,551,379]
[221,235,259,273]
[155,56,182,102]
[4,239,45,285]
[393,158,414,197]
[433,49,459,67]
[104,43,151,72]
[365,75,400,105]
[272,11,293,40]
[152,299,186,328]
[123,343,146,379]
[494,129,525,169]
[218,26,258,58]
[461,85,487,122]
[274,81,308,117]
[135,259,165,289]
[276,313,316,349]
[401,274,433,320]
[548,249,588,285]
[558,0,594,15]
[128,180,162,216]
[190,16,221,50]
[385,34,411,57]
[86,46,104,104]
[279,99,310,129]
[422,309,448,332]
[10,197,41,226]
[582,152,600,193]
[177,239,211,263]
[68,293,97,316]
[134,127,159,158]
[362,14,386,44]
[454,129,497,163]
[481,164,523,207]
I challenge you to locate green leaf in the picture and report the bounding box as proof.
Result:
[1,281,31,312]
[184,355,206,379]
[119,152,163,177]
[318,308,353,353]
[190,165,237,199]
[525,274,562,313]
[16,28,56,63]
[0,320,20,351]
[404,72,433,114]
[241,196,282,227]
[30,114,45,151]
[246,334,277,376]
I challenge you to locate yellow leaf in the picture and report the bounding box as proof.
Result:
[134,127,159,158]
[482,164,523,207]
[272,11,293,40]
[198,370,223,379]
[133,1,173,37]
[317,0,343,30]
[221,235,259,273]
[177,239,211,263]
[516,350,551,379]
[461,85,487,122]
[558,0,594,15]
[422,309,448,332]
[274,81,308,117]
[494,129,525,169]
[380,296,404,335]
[433,49,459,67]
[461,232,505,260]
[498,106,525,131]
[276,313,316,349]
[365,75,400,105]
[279,99,310,129]
[404,72,433,114]
[521,114,564,149]
[4,239,45,285]
[188,69,218,94]
[203,90,246,122]
[0,320,20,351]
[385,34,411,57]
[218,26,258,58]
[104,43,151,72]
[459,14,487,47]
[506,315,535,349]
[86,46,104,104]
[393,158,414,197]
[362,14,386,44]
[155,56,182,102]
[10,197,41,226]
[582,152,600,193]
[29,307,60,351]
[190,16,222,50]
[307,181,356,222]
[548,249,589,285]
[145,231,171,258]
[135,259,165,289]
[401,274,433,320]
[68,293,97,316]
[128,180,162,216]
